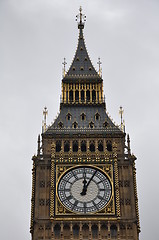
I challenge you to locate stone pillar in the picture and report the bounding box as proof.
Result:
[79,84,81,103]
[117,223,120,240]
[108,221,111,240]
[84,83,86,103]
[73,84,75,103]
[70,221,73,240]
[90,84,92,103]
[98,221,101,240]
[61,221,63,240]
[79,222,82,240]
[51,223,54,240]
[89,221,92,240]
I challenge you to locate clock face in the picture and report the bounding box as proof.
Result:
[57,166,112,214]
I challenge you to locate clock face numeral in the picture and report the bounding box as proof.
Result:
[57,166,112,214]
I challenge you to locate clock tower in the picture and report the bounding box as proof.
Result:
[30,7,140,240]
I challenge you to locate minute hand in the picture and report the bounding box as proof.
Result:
[85,170,97,189]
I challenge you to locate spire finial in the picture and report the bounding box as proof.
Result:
[62,57,67,77]
[97,57,102,77]
[76,6,86,29]
[42,106,48,133]
[119,106,125,132]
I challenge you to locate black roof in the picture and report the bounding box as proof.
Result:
[63,26,101,80]
[44,105,123,135]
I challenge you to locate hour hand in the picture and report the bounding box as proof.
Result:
[80,179,87,195]
[80,172,87,195]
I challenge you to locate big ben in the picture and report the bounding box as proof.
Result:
[30,7,140,240]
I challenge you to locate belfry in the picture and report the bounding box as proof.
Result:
[30,7,140,240]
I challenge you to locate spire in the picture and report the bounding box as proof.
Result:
[64,7,100,79]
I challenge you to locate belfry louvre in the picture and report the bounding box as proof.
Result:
[30,7,140,240]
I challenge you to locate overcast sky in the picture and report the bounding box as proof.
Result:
[1,0,159,239]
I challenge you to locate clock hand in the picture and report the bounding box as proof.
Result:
[85,170,97,189]
[80,169,87,196]
[80,170,97,196]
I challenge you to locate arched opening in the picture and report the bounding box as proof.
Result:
[54,224,60,238]
[63,224,70,238]
[75,90,79,101]
[73,122,78,129]
[92,90,96,101]
[86,90,90,101]
[58,121,63,128]
[64,141,70,152]
[73,224,79,237]
[98,141,103,152]
[89,121,94,129]
[66,113,71,121]
[92,224,98,238]
[101,224,108,238]
[107,141,112,152]
[82,224,89,238]
[95,113,100,121]
[56,141,61,152]
[110,225,117,238]
[81,141,86,152]
[90,142,95,152]
[81,90,84,101]
[103,121,108,127]
[69,90,73,102]
[73,141,78,152]
[81,113,86,121]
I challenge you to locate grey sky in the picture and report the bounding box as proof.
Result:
[0,0,159,239]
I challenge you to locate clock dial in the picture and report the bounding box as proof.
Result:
[57,166,112,214]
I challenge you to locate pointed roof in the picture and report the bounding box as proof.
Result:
[63,8,101,81]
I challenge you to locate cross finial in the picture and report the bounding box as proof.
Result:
[97,57,102,76]
[62,57,67,77]
[42,106,48,132]
[76,6,86,29]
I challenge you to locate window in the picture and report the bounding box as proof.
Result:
[107,141,112,151]
[81,90,84,101]
[110,225,117,238]
[73,122,78,129]
[95,112,100,120]
[92,90,96,101]
[73,224,79,237]
[90,141,95,152]
[56,140,61,152]
[73,141,78,152]
[75,90,79,101]
[64,141,70,152]
[81,140,86,152]
[86,90,90,101]
[66,113,71,121]
[89,121,94,129]
[69,90,73,101]
[58,121,63,129]
[54,224,60,237]
[81,113,86,121]
[103,121,108,127]
[98,141,103,152]
[92,224,98,238]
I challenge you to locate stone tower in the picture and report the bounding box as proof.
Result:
[30,7,140,240]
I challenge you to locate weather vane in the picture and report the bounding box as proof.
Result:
[76,6,86,28]
[62,57,67,77]
[97,57,102,77]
